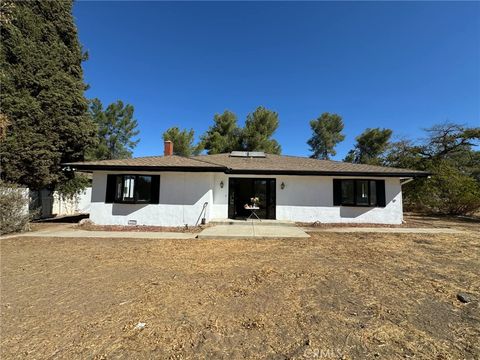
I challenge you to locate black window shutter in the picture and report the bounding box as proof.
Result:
[333,179,342,206]
[150,175,160,204]
[105,175,117,203]
[376,180,386,207]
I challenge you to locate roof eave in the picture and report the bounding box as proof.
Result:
[62,163,430,178]
[63,164,226,172]
[225,169,430,177]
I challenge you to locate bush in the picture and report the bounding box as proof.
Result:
[0,181,31,235]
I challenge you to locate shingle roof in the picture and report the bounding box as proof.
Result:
[64,153,429,177]
[63,155,224,172]
[191,153,428,177]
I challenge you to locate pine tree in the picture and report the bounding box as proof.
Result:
[0,0,96,190]
[344,128,392,165]
[200,107,282,154]
[241,106,281,154]
[162,127,201,156]
[307,113,345,160]
[201,110,241,154]
[86,99,140,160]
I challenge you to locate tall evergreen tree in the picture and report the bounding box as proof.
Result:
[86,98,140,160]
[162,127,201,156]
[200,107,281,154]
[307,112,345,159]
[0,0,96,190]
[241,106,281,154]
[201,110,240,154]
[344,128,392,165]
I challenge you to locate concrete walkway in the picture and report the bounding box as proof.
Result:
[2,222,310,240]
[1,227,196,240]
[3,223,464,241]
[197,223,310,239]
[303,227,467,234]
[209,218,296,226]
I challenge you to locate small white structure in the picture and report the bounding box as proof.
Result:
[65,142,428,226]
[52,187,91,216]
[30,188,91,218]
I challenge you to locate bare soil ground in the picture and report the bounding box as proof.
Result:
[31,218,205,233]
[299,213,480,230]
[403,213,480,231]
[1,219,479,359]
[77,223,206,233]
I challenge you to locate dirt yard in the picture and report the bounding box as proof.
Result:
[1,220,479,359]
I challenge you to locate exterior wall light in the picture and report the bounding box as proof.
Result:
[281,182,285,190]
[220,181,224,188]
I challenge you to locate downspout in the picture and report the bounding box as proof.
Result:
[401,175,431,186]
[400,178,415,186]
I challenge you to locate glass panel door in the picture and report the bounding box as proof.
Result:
[228,178,276,219]
[267,179,276,219]
[253,179,267,219]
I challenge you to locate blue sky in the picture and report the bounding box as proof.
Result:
[73,1,480,159]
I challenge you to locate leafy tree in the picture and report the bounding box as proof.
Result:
[404,161,480,215]
[385,123,480,174]
[241,106,281,154]
[163,127,202,156]
[0,0,97,190]
[307,112,345,159]
[86,98,140,160]
[420,123,480,160]
[201,110,241,154]
[383,139,424,170]
[0,114,9,140]
[344,128,393,165]
[385,123,480,215]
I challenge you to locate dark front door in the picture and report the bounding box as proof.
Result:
[228,178,276,219]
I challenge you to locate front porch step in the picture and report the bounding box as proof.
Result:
[209,219,296,227]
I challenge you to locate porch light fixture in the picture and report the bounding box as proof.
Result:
[281,182,285,190]
[220,181,224,188]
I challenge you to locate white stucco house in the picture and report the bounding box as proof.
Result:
[64,141,428,226]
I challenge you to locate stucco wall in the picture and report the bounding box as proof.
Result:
[210,174,403,225]
[274,175,403,224]
[90,172,213,226]
[89,171,404,226]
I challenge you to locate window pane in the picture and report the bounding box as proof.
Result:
[123,175,135,201]
[115,176,123,201]
[370,180,377,206]
[356,180,369,205]
[136,176,152,202]
[341,180,354,205]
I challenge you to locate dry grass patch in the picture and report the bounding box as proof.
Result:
[1,228,479,359]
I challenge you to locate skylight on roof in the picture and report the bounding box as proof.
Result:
[230,151,266,158]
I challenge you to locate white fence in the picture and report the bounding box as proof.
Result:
[52,187,91,216]
[30,187,91,218]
